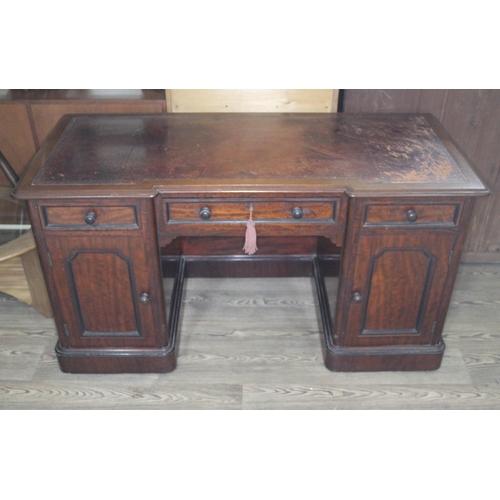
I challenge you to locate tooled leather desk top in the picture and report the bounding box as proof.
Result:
[15,113,488,199]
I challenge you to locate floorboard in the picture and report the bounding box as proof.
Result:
[1,263,499,410]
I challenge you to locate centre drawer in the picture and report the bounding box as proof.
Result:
[167,201,335,222]
[157,197,346,246]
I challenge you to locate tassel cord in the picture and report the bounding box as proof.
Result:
[243,205,258,255]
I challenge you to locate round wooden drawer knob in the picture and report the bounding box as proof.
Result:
[406,209,418,222]
[200,207,211,220]
[84,211,97,225]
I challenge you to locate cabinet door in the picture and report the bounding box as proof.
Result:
[340,231,457,347]
[46,234,165,348]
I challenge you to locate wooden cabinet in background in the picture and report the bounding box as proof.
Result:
[0,103,37,180]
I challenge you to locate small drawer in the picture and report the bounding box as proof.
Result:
[42,205,139,229]
[167,201,335,223]
[364,203,461,227]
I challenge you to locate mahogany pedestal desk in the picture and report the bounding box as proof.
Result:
[14,113,489,374]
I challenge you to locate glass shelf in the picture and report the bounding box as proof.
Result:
[0,192,31,246]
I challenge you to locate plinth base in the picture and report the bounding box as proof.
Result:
[323,342,445,372]
[55,343,177,374]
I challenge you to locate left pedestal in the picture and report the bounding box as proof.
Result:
[29,198,175,374]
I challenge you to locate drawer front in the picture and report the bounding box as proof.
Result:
[168,201,335,223]
[158,197,346,246]
[41,205,139,229]
[364,203,461,227]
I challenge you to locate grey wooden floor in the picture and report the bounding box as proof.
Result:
[1,263,500,409]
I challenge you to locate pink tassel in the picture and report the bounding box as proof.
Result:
[243,206,258,255]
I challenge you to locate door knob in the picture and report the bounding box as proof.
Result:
[292,207,304,219]
[352,292,363,303]
[139,293,150,304]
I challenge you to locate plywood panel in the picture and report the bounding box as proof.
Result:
[441,90,500,187]
[167,89,338,113]
[415,90,449,121]
[344,89,449,118]
[440,90,500,253]
[482,172,500,253]
[343,89,422,113]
